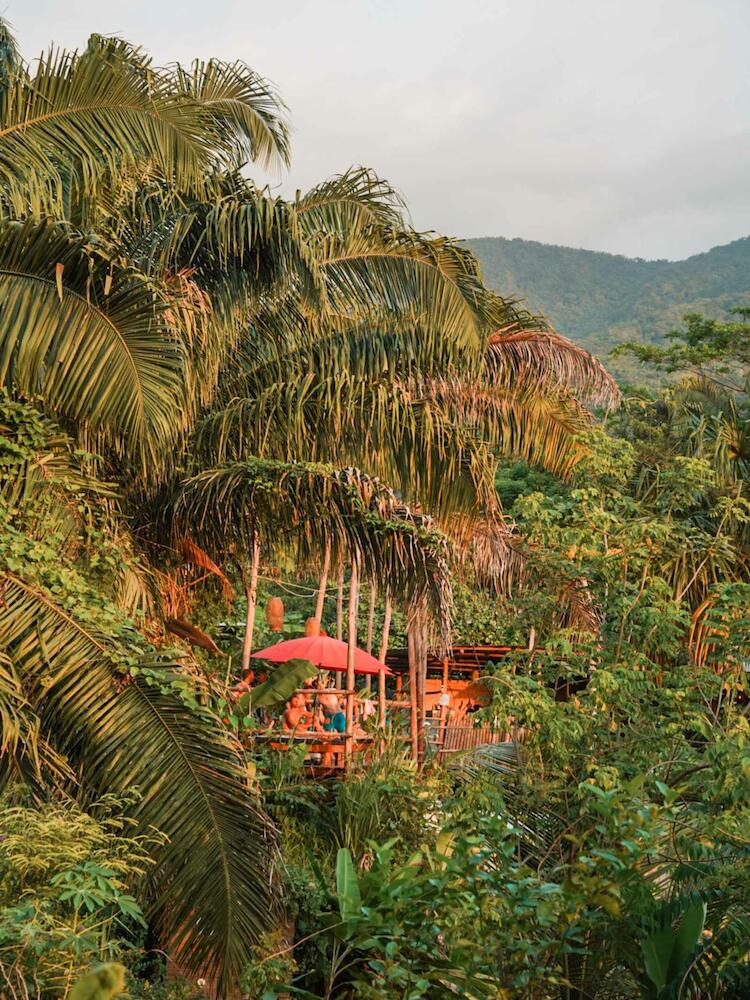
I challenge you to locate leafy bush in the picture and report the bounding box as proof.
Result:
[0,795,158,998]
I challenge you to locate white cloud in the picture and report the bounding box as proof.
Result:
[9,0,750,259]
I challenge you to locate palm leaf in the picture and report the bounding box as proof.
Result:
[0,38,288,215]
[172,59,290,170]
[0,649,72,790]
[0,218,186,478]
[486,324,620,407]
[0,569,277,995]
[172,459,453,644]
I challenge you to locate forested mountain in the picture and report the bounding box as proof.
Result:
[466,234,750,383]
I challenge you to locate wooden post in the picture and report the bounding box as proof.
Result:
[378,590,392,664]
[415,620,427,762]
[314,538,331,625]
[336,563,344,641]
[335,563,344,689]
[377,590,391,728]
[438,655,449,748]
[240,533,260,673]
[407,622,418,762]
[366,582,377,653]
[344,557,358,762]
[364,580,377,694]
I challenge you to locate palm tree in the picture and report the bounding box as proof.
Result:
[0,18,621,996]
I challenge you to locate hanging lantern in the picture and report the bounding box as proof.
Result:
[305,616,321,637]
[266,596,284,631]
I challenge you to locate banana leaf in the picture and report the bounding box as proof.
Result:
[238,658,320,711]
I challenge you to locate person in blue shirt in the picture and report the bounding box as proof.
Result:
[322,695,346,733]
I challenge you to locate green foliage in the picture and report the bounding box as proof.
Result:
[0,2,747,994]
[0,798,152,996]
[637,897,706,999]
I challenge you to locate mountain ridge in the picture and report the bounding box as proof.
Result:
[465,234,750,383]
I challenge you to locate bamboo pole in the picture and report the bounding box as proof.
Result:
[335,563,344,689]
[366,581,377,653]
[407,623,418,761]
[364,580,377,695]
[314,537,331,625]
[345,557,359,761]
[378,590,392,664]
[240,533,260,673]
[438,655,449,751]
[415,619,427,763]
[377,590,392,728]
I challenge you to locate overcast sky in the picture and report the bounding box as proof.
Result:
[8,0,750,259]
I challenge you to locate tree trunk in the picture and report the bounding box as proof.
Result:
[335,564,344,640]
[240,534,260,673]
[314,538,331,625]
[345,557,359,762]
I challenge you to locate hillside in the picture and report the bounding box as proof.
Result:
[466,235,750,384]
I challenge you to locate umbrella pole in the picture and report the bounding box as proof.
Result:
[345,558,359,762]
[240,533,260,673]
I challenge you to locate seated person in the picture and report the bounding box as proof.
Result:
[230,669,255,699]
[317,679,342,718]
[281,692,321,733]
[321,694,346,734]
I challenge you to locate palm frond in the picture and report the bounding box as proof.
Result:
[172,59,290,170]
[486,324,620,407]
[447,512,526,595]
[295,167,406,235]
[0,218,186,478]
[0,569,277,995]
[0,39,288,215]
[0,649,72,791]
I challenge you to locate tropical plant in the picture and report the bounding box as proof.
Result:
[0,798,149,997]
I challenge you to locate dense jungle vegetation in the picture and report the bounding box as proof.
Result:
[0,19,749,1000]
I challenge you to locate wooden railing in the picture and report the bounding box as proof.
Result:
[424,718,504,760]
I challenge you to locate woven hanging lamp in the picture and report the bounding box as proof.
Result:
[265,596,284,631]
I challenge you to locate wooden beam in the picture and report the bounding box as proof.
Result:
[335,563,344,688]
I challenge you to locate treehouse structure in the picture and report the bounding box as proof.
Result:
[386,644,513,759]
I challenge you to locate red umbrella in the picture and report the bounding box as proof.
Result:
[251,634,392,676]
